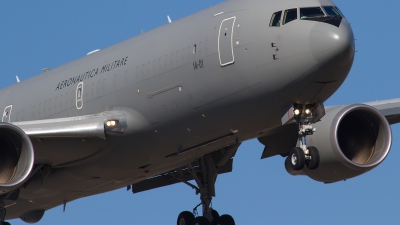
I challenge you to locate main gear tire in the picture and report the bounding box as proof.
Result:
[177,211,194,225]
[219,214,235,225]
[192,216,210,225]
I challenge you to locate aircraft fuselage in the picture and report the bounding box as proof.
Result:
[2,0,354,219]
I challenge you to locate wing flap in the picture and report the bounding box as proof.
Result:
[131,159,233,194]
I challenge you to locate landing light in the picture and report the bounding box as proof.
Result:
[305,109,311,115]
[294,109,301,116]
[106,120,119,127]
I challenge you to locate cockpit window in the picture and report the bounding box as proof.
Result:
[334,6,345,17]
[323,6,342,17]
[283,8,297,25]
[300,7,325,19]
[270,11,282,27]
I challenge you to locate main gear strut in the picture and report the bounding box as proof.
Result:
[177,148,238,225]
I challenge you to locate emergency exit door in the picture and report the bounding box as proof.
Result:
[218,17,236,66]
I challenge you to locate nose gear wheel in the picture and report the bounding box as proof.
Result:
[287,103,324,171]
[289,147,305,170]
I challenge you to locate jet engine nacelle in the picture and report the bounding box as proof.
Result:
[286,104,391,183]
[0,123,34,193]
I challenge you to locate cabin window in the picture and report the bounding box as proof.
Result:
[33,105,36,118]
[54,97,58,111]
[198,42,202,56]
[38,103,42,118]
[283,8,297,25]
[187,46,191,58]
[90,83,94,96]
[164,55,168,71]
[49,99,52,114]
[102,79,106,92]
[71,91,74,103]
[153,59,157,76]
[170,53,174,69]
[97,81,101,96]
[60,95,63,109]
[43,101,47,116]
[176,51,179,65]
[113,75,117,90]
[85,85,89,98]
[124,70,129,83]
[65,94,68,107]
[158,57,162,74]
[182,48,186,63]
[300,7,325,19]
[147,62,151,77]
[270,11,282,27]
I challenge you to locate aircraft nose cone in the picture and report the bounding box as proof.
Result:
[310,20,355,65]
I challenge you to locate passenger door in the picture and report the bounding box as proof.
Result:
[218,17,236,66]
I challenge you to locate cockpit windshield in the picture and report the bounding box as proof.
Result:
[269,6,344,28]
[323,6,345,17]
[270,11,282,27]
[300,7,325,19]
[283,8,297,24]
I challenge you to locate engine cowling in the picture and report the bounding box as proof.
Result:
[286,104,391,183]
[0,123,34,193]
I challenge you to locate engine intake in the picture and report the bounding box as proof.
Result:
[0,123,34,193]
[287,104,391,183]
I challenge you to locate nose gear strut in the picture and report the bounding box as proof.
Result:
[288,102,325,171]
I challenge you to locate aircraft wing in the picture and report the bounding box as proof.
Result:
[363,98,400,124]
[13,114,106,140]
[132,99,400,193]
[12,110,131,140]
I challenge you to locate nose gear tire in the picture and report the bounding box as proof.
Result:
[305,146,320,170]
[289,147,305,170]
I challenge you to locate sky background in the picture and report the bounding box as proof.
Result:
[1,0,400,224]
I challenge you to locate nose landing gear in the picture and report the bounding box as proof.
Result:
[287,103,324,171]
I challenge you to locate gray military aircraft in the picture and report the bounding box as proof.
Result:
[0,0,398,224]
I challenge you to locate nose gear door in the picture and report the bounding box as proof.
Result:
[218,17,236,66]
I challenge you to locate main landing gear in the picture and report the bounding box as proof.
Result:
[177,154,235,225]
[0,200,10,225]
[287,102,325,171]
